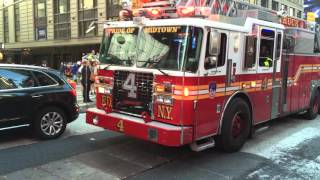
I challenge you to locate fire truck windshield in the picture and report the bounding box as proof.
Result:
[100,26,203,72]
[100,27,139,66]
[136,26,203,72]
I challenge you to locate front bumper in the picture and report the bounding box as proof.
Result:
[86,108,193,147]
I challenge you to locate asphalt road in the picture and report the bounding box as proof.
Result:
[0,113,320,180]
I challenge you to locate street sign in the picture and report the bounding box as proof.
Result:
[307,12,316,22]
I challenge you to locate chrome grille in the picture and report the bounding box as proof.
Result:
[113,70,154,115]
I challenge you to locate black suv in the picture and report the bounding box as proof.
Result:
[0,64,79,139]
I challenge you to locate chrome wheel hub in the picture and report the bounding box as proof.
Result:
[40,112,63,136]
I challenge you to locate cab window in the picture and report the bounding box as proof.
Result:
[244,36,257,68]
[204,32,227,70]
[259,29,275,67]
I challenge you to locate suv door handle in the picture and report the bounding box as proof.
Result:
[32,94,43,98]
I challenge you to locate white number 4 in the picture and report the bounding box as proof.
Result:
[123,73,137,98]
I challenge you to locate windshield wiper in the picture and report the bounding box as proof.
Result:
[156,68,169,76]
[103,64,112,70]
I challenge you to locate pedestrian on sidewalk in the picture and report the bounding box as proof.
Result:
[71,62,79,83]
[59,62,65,76]
[90,59,99,95]
[81,60,93,103]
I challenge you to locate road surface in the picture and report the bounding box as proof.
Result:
[0,113,320,180]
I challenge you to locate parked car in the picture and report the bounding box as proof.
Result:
[0,64,79,139]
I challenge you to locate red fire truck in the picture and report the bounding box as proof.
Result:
[86,0,320,152]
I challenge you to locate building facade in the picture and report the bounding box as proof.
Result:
[242,0,304,18]
[0,0,304,68]
[0,0,121,68]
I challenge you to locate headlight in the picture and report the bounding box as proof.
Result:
[156,95,173,105]
[156,95,164,103]
[98,86,113,95]
[163,96,173,104]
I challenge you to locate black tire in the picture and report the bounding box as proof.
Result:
[305,92,319,120]
[215,98,251,153]
[34,107,67,139]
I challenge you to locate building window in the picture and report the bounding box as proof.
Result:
[272,0,278,11]
[249,0,257,5]
[106,0,121,19]
[261,0,268,8]
[3,8,9,43]
[34,0,47,40]
[297,10,301,18]
[79,0,96,9]
[54,0,71,39]
[78,0,97,37]
[15,0,20,42]
[289,7,295,16]
[281,4,287,11]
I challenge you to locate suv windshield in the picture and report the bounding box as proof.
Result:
[99,26,203,72]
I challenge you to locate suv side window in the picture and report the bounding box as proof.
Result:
[32,71,57,86]
[0,68,37,89]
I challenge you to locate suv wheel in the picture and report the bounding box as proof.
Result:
[35,107,67,139]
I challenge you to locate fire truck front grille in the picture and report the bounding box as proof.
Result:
[113,70,154,115]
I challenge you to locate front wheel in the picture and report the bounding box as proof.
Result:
[34,107,67,139]
[215,98,251,153]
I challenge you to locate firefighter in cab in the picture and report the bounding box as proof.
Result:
[259,45,273,67]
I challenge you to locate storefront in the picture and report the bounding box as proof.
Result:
[2,44,99,69]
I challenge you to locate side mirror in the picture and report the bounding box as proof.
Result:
[288,38,295,52]
[204,56,217,69]
[283,36,295,53]
[209,31,221,56]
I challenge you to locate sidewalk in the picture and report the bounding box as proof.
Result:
[75,84,96,113]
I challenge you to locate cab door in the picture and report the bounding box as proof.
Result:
[194,29,229,139]
[256,27,276,122]
[271,31,283,119]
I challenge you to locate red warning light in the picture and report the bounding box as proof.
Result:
[177,6,195,17]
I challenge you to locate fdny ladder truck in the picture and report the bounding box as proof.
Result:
[86,0,320,152]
